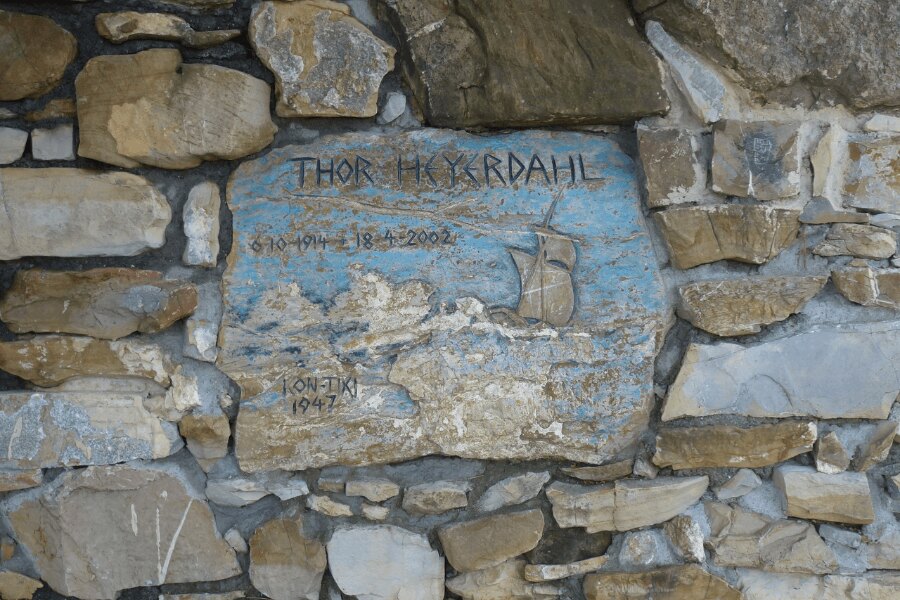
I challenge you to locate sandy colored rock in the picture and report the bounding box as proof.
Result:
[738,570,900,600]
[0,127,27,164]
[677,276,825,336]
[179,412,230,472]
[664,515,704,563]
[584,565,742,600]
[447,559,561,600]
[0,571,43,600]
[654,205,800,269]
[249,517,326,600]
[0,168,171,260]
[561,460,634,483]
[76,48,276,169]
[637,127,705,208]
[833,265,900,310]
[250,0,395,118]
[24,98,76,122]
[716,469,761,500]
[852,421,897,471]
[843,136,899,213]
[3,464,240,599]
[476,471,550,512]
[183,181,221,267]
[0,268,197,340]
[438,509,544,573]
[345,477,399,502]
[774,466,874,525]
[361,504,389,521]
[306,494,352,517]
[0,537,14,561]
[653,421,816,469]
[816,432,851,474]
[524,555,608,582]
[0,11,76,100]
[711,120,801,200]
[97,12,240,48]
[814,223,897,259]
[0,335,173,388]
[402,480,469,514]
[0,468,42,492]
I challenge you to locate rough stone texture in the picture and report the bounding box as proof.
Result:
[716,469,761,500]
[676,276,826,336]
[76,48,276,169]
[183,282,222,363]
[584,565,742,600]
[447,559,561,600]
[476,471,550,512]
[31,124,75,161]
[0,168,171,260]
[637,128,705,208]
[0,335,173,388]
[206,471,309,507]
[774,466,875,525]
[665,514,704,563]
[663,322,900,420]
[711,120,801,200]
[852,421,898,471]
[865,115,900,133]
[438,509,544,573]
[842,136,899,213]
[183,181,221,267]
[654,205,800,269]
[561,460,634,483]
[546,476,707,533]
[800,199,869,225]
[0,268,197,340]
[3,465,240,599]
[377,91,406,124]
[618,529,679,569]
[653,421,817,469]
[327,525,443,600]
[524,555,608,582]
[813,224,897,259]
[249,517,326,600]
[24,98,76,122]
[738,571,900,600]
[0,571,43,600]
[0,10,76,100]
[250,0,395,118]
[0,127,27,164]
[0,468,42,492]
[306,494,352,517]
[345,477,400,502]
[638,0,900,109]
[380,0,667,127]
[96,12,240,48]
[179,412,230,472]
[402,480,469,514]
[816,432,851,474]
[833,265,900,310]
[223,131,669,471]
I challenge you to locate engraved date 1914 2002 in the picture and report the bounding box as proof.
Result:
[249,227,457,254]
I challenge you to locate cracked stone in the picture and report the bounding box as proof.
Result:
[711,120,801,200]
[561,460,634,483]
[438,509,545,573]
[183,281,223,363]
[833,265,900,310]
[249,517,326,600]
[774,466,875,525]
[637,127,706,208]
[96,11,240,48]
[183,181,221,267]
[813,224,897,259]
[584,565,741,600]
[476,471,551,512]
[402,480,470,515]
[0,468,42,492]
[0,11,76,100]
[31,124,75,161]
[843,135,899,213]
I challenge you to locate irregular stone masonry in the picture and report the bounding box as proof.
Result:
[0,1,897,599]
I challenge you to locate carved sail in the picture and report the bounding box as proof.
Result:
[509,233,576,327]
[536,228,577,270]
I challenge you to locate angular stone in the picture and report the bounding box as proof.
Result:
[0,168,171,260]
[814,224,897,259]
[0,11,76,100]
[0,335,173,388]
[182,181,221,267]
[0,572,42,600]
[76,48,276,169]
[637,128,705,208]
[24,98,76,122]
[179,412,230,471]
[0,269,197,340]
[402,480,469,514]
[0,127,27,164]
[632,454,659,479]
[663,322,900,420]
[852,421,897,471]
[249,517,326,600]
[819,524,862,549]
[865,530,900,570]
[676,277,826,337]
[225,528,247,554]
[345,477,400,502]
[224,131,669,471]
[158,0,235,8]
[811,125,849,206]
[774,466,874,525]
[447,559,561,600]
[377,92,406,125]
[182,282,222,364]
[561,460,634,483]
[380,0,667,127]
[800,199,869,225]
[584,565,742,600]
[97,12,240,48]
[0,468,42,492]
[653,421,816,469]
[361,504,389,521]
[816,432,851,474]
[654,205,800,269]
[438,509,544,573]
[524,555,608,582]
[4,465,240,599]
[716,469,761,500]
[250,0,395,118]
[546,476,708,533]
[306,494,352,517]
[833,265,900,310]
[476,472,550,512]
[843,136,899,213]
[31,124,75,161]
[711,120,801,200]
[665,515,705,563]
[327,525,443,600]
[206,472,309,507]
[619,529,679,569]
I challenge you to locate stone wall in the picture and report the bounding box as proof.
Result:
[0,1,898,599]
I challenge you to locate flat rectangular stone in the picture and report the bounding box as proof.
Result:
[221,130,670,470]
[774,466,874,525]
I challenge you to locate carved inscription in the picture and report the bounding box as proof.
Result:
[249,228,458,255]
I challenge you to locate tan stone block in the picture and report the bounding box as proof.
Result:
[774,466,874,525]
[96,12,240,48]
[438,509,544,573]
[249,517,326,600]
[0,11,76,100]
[584,565,741,600]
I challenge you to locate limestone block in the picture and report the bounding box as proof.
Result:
[816,432,851,474]
[852,421,897,471]
[249,517,326,600]
[774,466,875,525]
[0,11,76,100]
[833,265,900,310]
[711,120,801,200]
[179,411,230,472]
[716,469,762,500]
[814,224,897,259]
[637,127,706,208]
[402,480,469,514]
[438,509,544,573]
[183,281,223,363]
[584,565,742,600]
[664,514,704,563]
[24,98,76,122]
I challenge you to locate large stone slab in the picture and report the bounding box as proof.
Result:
[663,322,900,421]
[0,11,76,100]
[222,130,669,470]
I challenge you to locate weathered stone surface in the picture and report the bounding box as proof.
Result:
[664,514,704,563]
[619,529,679,569]
[249,517,326,600]
[738,571,900,600]
[327,525,443,600]
[833,265,900,310]
[0,269,197,340]
[561,460,634,483]
[4,465,240,599]
[705,502,838,573]
[816,432,851,474]
[76,48,276,169]
[476,472,550,512]
[711,120,801,200]
[813,224,897,259]
[224,528,247,554]
[0,335,173,388]
[377,91,406,125]
[852,421,897,471]
[653,421,816,469]
[250,0,394,118]
[716,469,761,500]
[345,477,400,502]
[402,480,469,514]
[0,127,27,164]
[179,412,230,471]
[632,454,659,479]
[380,0,667,127]
[97,12,240,47]
[206,471,309,507]
[663,322,900,420]
[183,181,221,267]
[800,199,869,225]
[0,571,43,600]
[676,277,825,336]
[654,205,800,269]
[811,125,848,206]
[447,559,561,600]
[24,98,76,122]
[0,468,42,492]
[584,565,742,600]
[546,476,708,533]
[306,494,352,517]
[184,282,223,363]
[361,503,389,521]
[0,11,76,100]
[524,555,608,583]
[843,135,899,213]
[31,124,75,161]
[0,168,171,260]
[865,115,900,133]
[223,130,669,471]
[774,466,874,525]
[438,509,544,573]
[637,128,705,208]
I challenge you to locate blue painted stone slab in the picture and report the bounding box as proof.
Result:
[220,129,670,471]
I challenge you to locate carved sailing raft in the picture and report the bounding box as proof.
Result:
[509,226,577,327]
